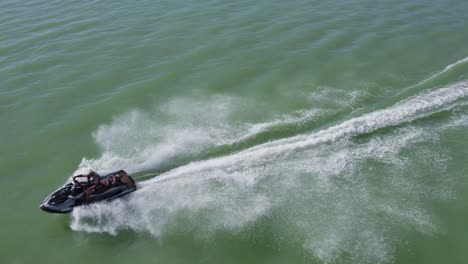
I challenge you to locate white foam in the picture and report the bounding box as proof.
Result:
[145,81,468,184]
[71,77,468,263]
[413,56,468,87]
[74,96,326,175]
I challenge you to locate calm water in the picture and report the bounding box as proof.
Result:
[1,1,468,263]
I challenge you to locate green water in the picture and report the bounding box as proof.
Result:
[1,0,468,263]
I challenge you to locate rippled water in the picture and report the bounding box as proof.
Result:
[1,1,468,263]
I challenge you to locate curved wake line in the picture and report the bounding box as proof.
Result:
[70,58,468,264]
[442,57,468,72]
[412,56,468,88]
[74,56,468,178]
[147,80,468,185]
[74,96,328,176]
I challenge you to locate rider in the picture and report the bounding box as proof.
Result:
[71,170,122,200]
[82,170,119,199]
[72,170,100,185]
[70,170,101,199]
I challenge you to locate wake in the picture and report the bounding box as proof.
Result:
[71,58,468,264]
[148,80,468,185]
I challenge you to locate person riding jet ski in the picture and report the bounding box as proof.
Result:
[40,170,136,214]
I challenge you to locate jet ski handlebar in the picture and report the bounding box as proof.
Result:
[72,174,98,185]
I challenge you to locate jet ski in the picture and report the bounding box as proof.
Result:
[40,170,136,214]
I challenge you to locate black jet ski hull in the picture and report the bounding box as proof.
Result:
[40,170,136,214]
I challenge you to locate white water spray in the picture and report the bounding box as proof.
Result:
[71,59,468,263]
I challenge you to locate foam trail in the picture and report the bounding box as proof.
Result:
[74,95,328,175]
[148,81,468,184]
[412,56,468,87]
[70,80,468,264]
[71,77,468,263]
[230,109,323,143]
[438,57,468,76]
